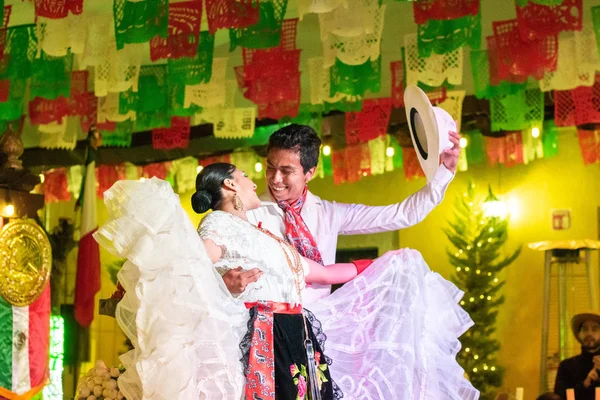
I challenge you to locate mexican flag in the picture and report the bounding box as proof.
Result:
[0,285,50,399]
[74,156,101,327]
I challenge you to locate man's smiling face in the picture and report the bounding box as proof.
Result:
[266,147,315,203]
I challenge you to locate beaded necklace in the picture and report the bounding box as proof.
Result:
[255,225,304,301]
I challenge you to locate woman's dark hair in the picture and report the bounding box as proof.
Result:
[191,163,236,214]
[267,124,321,173]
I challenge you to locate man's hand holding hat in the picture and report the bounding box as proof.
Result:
[441,130,461,174]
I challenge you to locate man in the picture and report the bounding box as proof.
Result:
[222,124,461,303]
[554,311,600,399]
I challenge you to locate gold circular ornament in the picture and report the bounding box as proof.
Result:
[0,218,52,306]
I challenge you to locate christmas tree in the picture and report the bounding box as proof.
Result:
[444,182,521,400]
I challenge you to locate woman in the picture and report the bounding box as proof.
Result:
[95,163,479,400]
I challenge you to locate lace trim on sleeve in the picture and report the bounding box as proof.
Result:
[198,212,230,250]
[197,213,232,270]
[217,243,229,260]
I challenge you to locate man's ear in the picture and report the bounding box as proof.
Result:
[304,166,316,183]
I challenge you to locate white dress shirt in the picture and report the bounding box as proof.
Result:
[247,165,454,304]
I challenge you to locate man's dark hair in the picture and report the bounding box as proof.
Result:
[536,393,560,400]
[267,124,321,173]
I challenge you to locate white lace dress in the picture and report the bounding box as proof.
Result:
[95,178,479,400]
[198,210,309,306]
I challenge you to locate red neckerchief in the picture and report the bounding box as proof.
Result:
[274,187,324,265]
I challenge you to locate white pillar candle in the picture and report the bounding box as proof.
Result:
[515,387,524,400]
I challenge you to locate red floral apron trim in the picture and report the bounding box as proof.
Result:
[244,301,303,400]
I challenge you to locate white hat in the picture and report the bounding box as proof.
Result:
[404,85,456,182]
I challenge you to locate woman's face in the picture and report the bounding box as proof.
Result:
[232,169,261,210]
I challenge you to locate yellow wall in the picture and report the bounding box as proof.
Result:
[309,129,600,397]
[48,129,600,398]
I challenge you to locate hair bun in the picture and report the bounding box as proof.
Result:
[191,190,212,214]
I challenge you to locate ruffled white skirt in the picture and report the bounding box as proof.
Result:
[307,250,479,400]
[95,178,479,400]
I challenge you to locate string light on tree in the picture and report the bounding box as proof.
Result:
[460,137,468,148]
[386,146,395,157]
[482,185,508,219]
[39,174,45,184]
[444,181,521,399]
[531,127,540,138]
[254,162,263,173]
[196,165,203,173]
[322,145,331,156]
